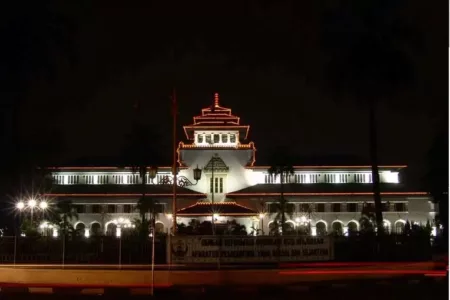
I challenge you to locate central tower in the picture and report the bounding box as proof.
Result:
[177,93,256,200]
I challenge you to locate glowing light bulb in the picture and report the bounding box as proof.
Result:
[28,199,37,208]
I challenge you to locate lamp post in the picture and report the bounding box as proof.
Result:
[172,166,202,234]
[28,199,37,224]
[15,199,49,265]
[16,199,49,228]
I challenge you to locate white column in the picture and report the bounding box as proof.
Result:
[311,227,317,236]
[84,228,90,238]
[343,226,349,236]
[116,226,122,238]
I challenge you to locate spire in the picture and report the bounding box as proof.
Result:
[214,92,219,107]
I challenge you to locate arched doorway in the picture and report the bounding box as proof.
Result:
[91,223,101,236]
[285,221,295,234]
[106,223,117,236]
[332,221,344,235]
[268,221,278,235]
[316,221,327,236]
[75,223,86,237]
[395,220,405,234]
[347,221,359,236]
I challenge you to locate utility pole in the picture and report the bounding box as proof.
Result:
[211,154,215,235]
[172,88,178,235]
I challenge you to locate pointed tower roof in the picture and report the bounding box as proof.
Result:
[204,154,229,173]
[184,92,250,140]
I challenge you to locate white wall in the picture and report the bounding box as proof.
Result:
[178,149,254,197]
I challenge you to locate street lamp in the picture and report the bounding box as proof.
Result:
[193,166,202,182]
[16,202,25,210]
[28,199,36,208]
[16,199,50,226]
[172,166,203,234]
[39,201,48,210]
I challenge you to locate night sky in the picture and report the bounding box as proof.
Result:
[8,1,448,183]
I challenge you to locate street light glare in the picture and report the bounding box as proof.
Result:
[28,199,37,208]
[39,201,48,209]
[16,202,25,210]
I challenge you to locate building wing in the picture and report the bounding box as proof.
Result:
[44,184,205,197]
[227,183,428,197]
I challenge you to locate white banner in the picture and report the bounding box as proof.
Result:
[170,236,333,263]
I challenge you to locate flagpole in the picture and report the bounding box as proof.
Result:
[172,88,177,235]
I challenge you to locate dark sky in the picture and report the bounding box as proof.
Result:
[15,1,447,180]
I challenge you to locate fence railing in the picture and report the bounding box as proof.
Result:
[0,235,167,265]
[0,234,433,265]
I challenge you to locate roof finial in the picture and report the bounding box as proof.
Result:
[214,92,219,107]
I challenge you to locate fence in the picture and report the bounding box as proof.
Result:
[0,234,432,265]
[0,235,167,265]
[333,234,432,262]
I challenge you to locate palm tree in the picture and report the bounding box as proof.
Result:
[268,154,295,236]
[54,199,79,238]
[423,121,448,244]
[321,0,420,233]
[135,196,160,236]
[50,199,78,264]
[359,202,376,234]
[122,123,162,236]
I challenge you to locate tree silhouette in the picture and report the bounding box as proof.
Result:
[423,121,448,243]
[121,122,163,237]
[268,148,295,235]
[321,0,421,233]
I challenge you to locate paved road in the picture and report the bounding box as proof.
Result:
[3,277,447,299]
[0,261,446,270]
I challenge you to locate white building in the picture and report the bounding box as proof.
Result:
[44,93,436,236]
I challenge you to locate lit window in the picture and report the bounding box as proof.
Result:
[222,134,228,143]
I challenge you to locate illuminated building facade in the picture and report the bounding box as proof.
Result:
[45,93,436,237]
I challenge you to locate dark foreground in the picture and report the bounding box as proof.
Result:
[0,277,447,300]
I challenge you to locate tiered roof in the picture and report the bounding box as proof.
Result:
[183,93,250,140]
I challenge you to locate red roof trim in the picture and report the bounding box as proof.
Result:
[226,192,428,196]
[43,193,205,197]
[47,166,188,171]
[246,165,407,169]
